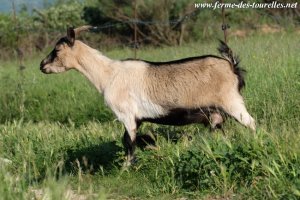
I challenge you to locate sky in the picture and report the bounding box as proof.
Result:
[0,0,53,13]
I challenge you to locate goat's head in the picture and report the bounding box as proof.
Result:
[40,26,92,74]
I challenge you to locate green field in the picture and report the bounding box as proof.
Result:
[0,32,299,199]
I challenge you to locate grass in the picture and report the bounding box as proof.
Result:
[0,32,299,199]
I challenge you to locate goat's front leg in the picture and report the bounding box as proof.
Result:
[123,129,137,166]
[122,119,139,167]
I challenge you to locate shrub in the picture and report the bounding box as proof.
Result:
[83,0,200,45]
[33,2,85,31]
[175,132,300,197]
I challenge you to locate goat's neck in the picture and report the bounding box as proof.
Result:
[76,46,115,93]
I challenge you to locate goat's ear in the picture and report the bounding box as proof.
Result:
[67,27,75,46]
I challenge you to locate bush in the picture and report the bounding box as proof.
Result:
[0,0,299,59]
[175,132,300,197]
[33,2,85,31]
[83,0,200,45]
[0,1,85,60]
[0,14,19,48]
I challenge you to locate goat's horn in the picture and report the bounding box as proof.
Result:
[74,25,93,35]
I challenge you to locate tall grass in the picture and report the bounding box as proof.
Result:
[0,32,299,199]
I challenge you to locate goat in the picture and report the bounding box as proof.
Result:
[40,26,256,166]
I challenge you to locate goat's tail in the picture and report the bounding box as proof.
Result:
[218,40,246,91]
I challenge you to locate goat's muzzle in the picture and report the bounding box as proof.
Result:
[40,60,48,74]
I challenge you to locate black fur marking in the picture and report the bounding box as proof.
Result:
[138,107,226,126]
[40,49,57,70]
[233,56,246,91]
[123,55,226,66]
[122,130,136,162]
[57,37,73,47]
[218,40,246,91]
[40,37,73,71]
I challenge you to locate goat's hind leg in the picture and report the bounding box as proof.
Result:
[223,96,256,131]
[209,112,224,130]
[198,107,224,132]
[209,112,225,134]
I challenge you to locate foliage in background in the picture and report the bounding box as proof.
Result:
[83,0,199,45]
[0,0,299,59]
[33,2,85,30]
[0,1,86,59]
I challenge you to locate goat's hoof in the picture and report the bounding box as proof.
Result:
[121,161,131,171]
[122,157,137,170]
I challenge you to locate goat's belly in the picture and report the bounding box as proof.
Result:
[139,107,222,126]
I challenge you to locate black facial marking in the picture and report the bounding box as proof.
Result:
[40,37,71,71]
[57,37,73,47]
[40,49,57,70]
